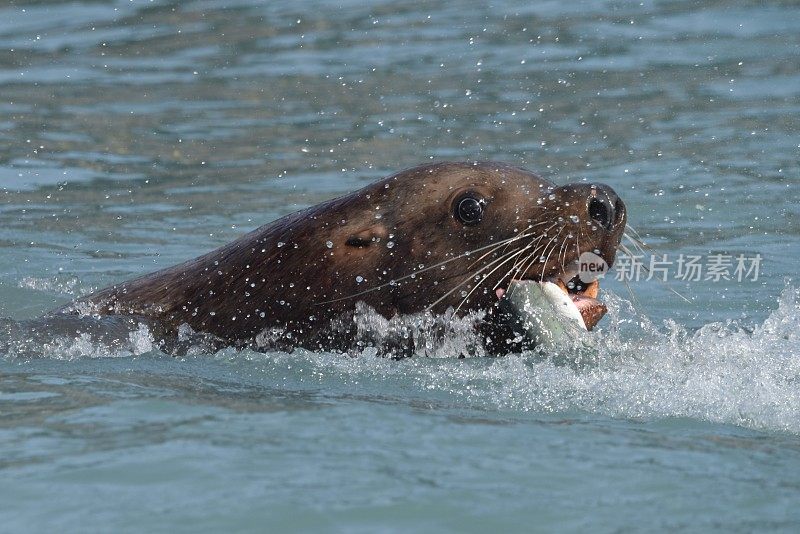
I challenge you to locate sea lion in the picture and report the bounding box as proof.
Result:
[63,161,626,355]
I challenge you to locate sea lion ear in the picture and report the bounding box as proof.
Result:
[344,224,388,248]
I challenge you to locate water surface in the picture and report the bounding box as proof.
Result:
[1,0,799,531]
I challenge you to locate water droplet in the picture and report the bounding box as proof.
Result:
[356,275,364,283]
[326,240,333,248]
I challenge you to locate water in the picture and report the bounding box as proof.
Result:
[1,0,799,531]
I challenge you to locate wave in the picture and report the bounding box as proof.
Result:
[2,285,799,434]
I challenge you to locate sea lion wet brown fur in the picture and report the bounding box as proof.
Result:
[66,161,626,354]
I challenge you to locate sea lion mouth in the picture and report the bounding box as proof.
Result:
[547,276,607,331]
[495,273,607,331]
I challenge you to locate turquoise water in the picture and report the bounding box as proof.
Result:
[1,0,799,531]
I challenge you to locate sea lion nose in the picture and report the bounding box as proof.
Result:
[587,184,624,231]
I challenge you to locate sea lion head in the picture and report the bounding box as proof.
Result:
[82,161,626,351]
[319,161,626,326]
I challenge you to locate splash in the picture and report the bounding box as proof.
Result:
[18,276,85,296]
[0,317,157,360]
[2,285,799,434]
[233,284,800,434]
[349,301,488,358]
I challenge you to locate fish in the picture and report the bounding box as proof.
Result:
[499,279,607,349]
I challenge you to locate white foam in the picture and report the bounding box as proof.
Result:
[2,320,157,360]
[262,284,800,434]
[18,276,86,296]
[4,284,800,434]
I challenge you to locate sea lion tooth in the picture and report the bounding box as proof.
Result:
[584,280,599,299]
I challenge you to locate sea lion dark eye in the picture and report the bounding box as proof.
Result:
[454,194,485,225]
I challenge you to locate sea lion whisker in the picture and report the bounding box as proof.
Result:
[464,228,540,271]
[624,223,648,246]
[502,226,556,286]
[514,224,560,272]
[557,235,569,272]
[456,244,532,292]
[516,239,549,278]
[497,226,556,287]
[464,245,514,273]
[426,246,529,314]
[618,243,692,304]
[623,224,672,259]
[621,277,644,315]
[495,241,545,293]
[452,243,543,314]
[622,232,648,257]
[618,242,636,258]
[317,232,529,305]
[501,229,561,298]
[496,220,557,256]
[464,222,552,272]
[538,226,566,282]
[558,229,575,271]
[503,242,558,300]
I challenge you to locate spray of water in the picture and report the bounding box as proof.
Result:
[2,285,799,434]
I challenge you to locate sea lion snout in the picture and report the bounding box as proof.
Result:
[556,182,626,233]
[544,182,627,269]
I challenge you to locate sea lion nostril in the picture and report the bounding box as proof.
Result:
[588,197,613,230]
